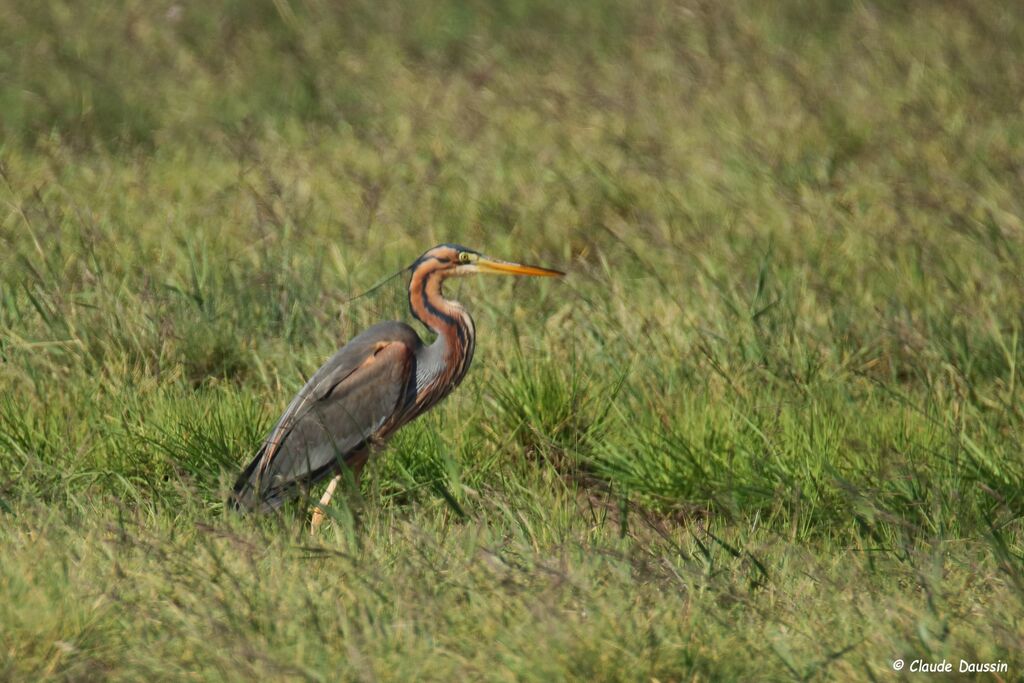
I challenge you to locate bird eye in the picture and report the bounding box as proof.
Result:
[458,252,472,264]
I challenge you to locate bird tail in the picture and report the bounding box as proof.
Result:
[230,448,268,513]
[230,445,342,513]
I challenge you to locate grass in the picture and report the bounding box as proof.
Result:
[2,0,1023,679]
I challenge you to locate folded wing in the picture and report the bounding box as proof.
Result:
[232,322,421,511]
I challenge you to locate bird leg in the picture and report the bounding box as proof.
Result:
[310,475,341,534]
[309,455,368,535]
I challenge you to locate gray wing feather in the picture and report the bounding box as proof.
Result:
[233,321,422,510]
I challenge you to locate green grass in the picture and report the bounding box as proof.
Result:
[2,0,1023,679]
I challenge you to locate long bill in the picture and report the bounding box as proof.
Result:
[475,256,565,277]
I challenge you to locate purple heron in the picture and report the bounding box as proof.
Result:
[232,244,563,529]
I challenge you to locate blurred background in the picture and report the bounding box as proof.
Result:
[1,1,1022,680]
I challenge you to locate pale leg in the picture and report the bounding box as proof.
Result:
[310,474,341,534]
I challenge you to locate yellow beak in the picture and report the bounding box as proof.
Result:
[475,256,565,278]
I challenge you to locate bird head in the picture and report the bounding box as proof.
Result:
[413,244,565,279]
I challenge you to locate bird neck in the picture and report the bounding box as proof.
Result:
[408,267,476,375]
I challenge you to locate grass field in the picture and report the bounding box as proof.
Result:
[2,1,1023,680]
